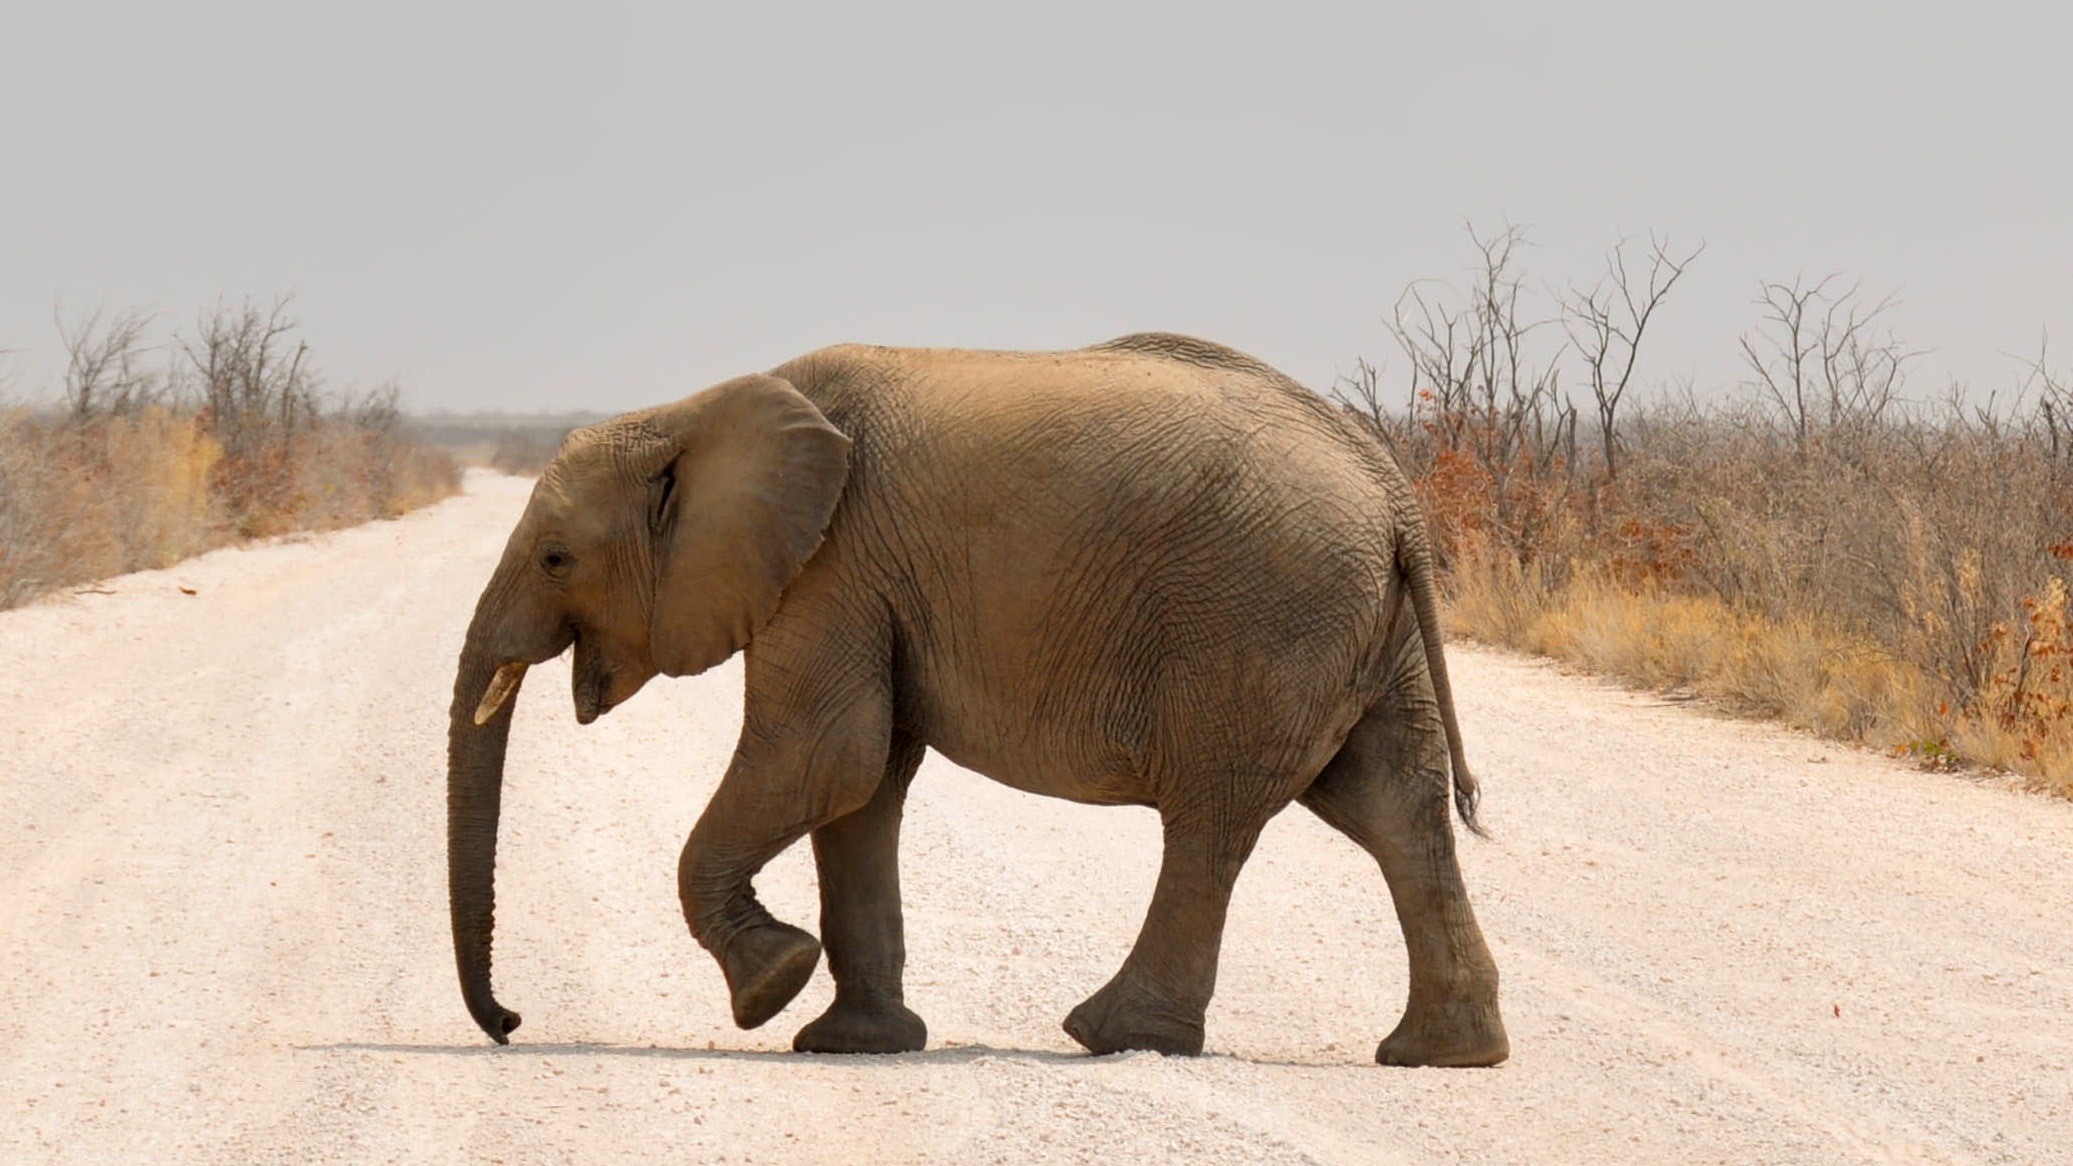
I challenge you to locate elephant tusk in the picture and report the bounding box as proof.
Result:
[473,662,527,726]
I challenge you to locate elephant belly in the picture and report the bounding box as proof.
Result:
[904,630,1375,812]
[924,732,1151,807]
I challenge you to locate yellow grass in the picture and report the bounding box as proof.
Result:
[0,406,457,610]
[1443,538,2073,797]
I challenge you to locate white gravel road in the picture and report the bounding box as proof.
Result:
[2,470,2069,1165]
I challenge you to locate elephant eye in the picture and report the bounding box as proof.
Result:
[540,548,572,577]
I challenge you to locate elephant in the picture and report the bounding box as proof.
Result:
[446,332,1508,1067]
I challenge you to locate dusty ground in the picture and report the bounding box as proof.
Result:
[2,470,2069,1165]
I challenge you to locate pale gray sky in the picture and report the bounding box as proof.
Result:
[3,1,2068,413]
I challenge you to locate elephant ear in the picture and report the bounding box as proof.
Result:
[644,374,852,678]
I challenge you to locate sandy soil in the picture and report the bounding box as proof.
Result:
[2,470,2069,1165]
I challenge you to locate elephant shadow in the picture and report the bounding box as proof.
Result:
[295,1041,1341,1069]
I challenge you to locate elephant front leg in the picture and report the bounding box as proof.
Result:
[678,813,824,1031]
[678,691,895,1033]
[793,733,928,1054]
[1063,809,1265,1057]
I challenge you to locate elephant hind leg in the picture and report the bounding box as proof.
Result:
[1062,801,1270,1057]
[1301,685,1508,1067]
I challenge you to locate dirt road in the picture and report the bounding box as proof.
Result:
[2,471,2069,1165]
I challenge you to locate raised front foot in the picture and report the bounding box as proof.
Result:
[719,922,822,1030]
[1062,971,1205,1056]
[1375,998,1509,1067]
[793,996,927,1054]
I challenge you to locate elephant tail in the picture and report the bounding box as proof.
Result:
[1397,522,1487,838]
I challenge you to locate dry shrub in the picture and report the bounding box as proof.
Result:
[265,390,462,535]
[1416,401,2073,798]
[488,432,561,477]
[402,414,596,476]
[1954,577,2073,784]
[1349,226,2073,797]
[0,300,459,610]
[1,408,222,605]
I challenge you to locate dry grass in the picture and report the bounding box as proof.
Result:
[0,405,459,609]
[1443,539,2073,795]
[0,406,219,605]
[0,300,459,610]
[1444,545,1934,748]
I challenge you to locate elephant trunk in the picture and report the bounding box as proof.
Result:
[448,616,525,1044]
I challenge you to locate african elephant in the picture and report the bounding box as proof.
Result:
[446,333,1508,1067]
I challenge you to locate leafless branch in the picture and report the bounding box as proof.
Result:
[1562,233,1703,478]
[58,306,161,421]
[1738,275,1921,456]
[1384,221,1578,557]
[2009,331,2071,465]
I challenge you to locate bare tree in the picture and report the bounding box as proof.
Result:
[58,306,160,421]
[1739,276,1924,453]
[178,296,317,459]
[1738,276,1830,451]
[1562,234,1702,478]
[1386,222,1577,557]
[1334,355,1401,446]
[1818,291,1921,435]
[173,296,322,529]
[2016,332,2072,469]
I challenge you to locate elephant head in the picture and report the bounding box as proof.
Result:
[445,374,851,1043]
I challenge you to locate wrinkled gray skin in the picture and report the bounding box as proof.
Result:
[448,333,1507,1066]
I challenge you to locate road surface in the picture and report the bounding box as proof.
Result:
[3,471,2069,1164]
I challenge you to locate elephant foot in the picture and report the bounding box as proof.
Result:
[1062,971,1205,1056]
[719,922,822,1030]
[1375,998,1509,1068]
[793,996,927,1054]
